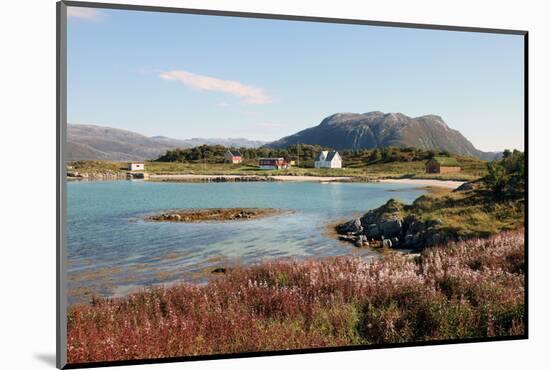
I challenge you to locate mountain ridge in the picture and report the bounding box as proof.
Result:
[267,111,500,160]
[67,112,502,162]
[67,124,267,161]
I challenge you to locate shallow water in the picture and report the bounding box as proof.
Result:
[67,181,424,304]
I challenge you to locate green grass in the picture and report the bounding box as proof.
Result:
[346,154,487,181]
[382,182,524,241]
[69,155,487,181]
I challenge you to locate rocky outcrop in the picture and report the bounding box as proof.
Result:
[148,208,285,223]
[67,171,127,181]
[336,198,451,249]
[151,175,278,183]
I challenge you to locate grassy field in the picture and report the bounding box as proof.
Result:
[351,179,525,248]
[67,229,524,364]
[69,156,488,181]
[409,189,524,238]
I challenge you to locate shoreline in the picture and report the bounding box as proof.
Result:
[68,173,466,189]
[378,178,464,189]
[146,173,355,182]
[149,174,465,188]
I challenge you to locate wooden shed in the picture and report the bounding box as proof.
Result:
[425,156,461,174]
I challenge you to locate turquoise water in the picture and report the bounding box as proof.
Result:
[67,181,424,303]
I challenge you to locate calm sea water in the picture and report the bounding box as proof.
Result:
[67,181,424,303]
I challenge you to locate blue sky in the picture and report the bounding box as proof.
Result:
[67,7,525,151]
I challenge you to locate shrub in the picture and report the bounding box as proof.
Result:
[67,230,525,364]
[484,149,525,198]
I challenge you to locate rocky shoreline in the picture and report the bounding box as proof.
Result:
[148,175,279,183]
[147,208,285,222]
[66,172,466,188]
[67,171,149,181]
[336,198,448,250]
[67,172,370,183]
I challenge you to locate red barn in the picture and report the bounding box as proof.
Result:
[259,158,289,170]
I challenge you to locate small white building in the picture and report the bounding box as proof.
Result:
[128,162,145,171]
[314,150,342,169]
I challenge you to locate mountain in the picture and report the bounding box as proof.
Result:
[157,137,267,149]
[67,124,266,161]
[267,111,500,160]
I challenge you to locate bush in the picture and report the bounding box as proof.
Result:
[67,230,525,364]
[485,161,508,195]
[483,149,525,198]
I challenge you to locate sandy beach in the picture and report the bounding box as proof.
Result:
[147,174,465,188]
[379,178,465,189]
[148,174,465,188]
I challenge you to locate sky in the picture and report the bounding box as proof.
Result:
[67,7,525,151]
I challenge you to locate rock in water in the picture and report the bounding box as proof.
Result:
[339,235,358,242]
[338,217,363,234]
[355,235,368,247]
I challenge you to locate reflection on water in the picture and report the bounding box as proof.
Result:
[67,181,424,304]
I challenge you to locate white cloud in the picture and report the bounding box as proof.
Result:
[160,70,273,105]
[67,7,103,21]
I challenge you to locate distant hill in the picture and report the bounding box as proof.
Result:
[160,137,267,149]
[267,112,501,160]
[67,124,266,161]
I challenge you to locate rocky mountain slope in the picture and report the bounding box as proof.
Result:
[268,112,499,160]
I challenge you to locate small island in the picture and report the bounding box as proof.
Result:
[147,208,285,222]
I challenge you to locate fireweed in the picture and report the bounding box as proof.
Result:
[67,230,525,363]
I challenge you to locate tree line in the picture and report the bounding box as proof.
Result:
[155,144,456,166]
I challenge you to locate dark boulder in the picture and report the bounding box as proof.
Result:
[455,182,473,191]
[379,219,402,238]
[366,224,380,238]
[337,217,363,235]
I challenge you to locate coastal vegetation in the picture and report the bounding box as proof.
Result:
[336,151,525,249]
[68,145,489,181]
[155,144,483,171]
[67,229,524,364]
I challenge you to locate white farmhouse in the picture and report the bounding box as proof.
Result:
[314,150,342,169]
